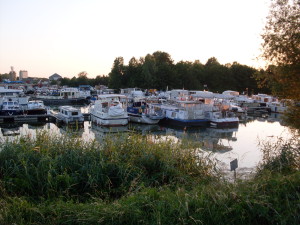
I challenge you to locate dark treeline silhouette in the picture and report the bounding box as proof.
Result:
[108,51,269,94]
[59,74,109,87]
[6,51,269,95]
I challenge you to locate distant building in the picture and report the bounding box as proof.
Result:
[19,70,28,80]
[9,66,17,81]
[49,73,62,81]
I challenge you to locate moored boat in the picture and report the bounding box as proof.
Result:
[23,100,48,115]
[158,100,211,127]
[127,98,164,124]
[56,106,84,126]
[89,94,128,127]
[205,111,239,128]
[0,98,23,116]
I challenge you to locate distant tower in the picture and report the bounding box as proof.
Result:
[19,70,28,80]
[9,66,17,81]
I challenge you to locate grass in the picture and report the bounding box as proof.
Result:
[0,130,299,224]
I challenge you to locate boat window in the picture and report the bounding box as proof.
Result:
[65,111,68,115]
[8,102,13,105]
[72,112,78,116]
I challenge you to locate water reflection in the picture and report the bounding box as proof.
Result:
[0,123,22,136]
[0,113,293,172]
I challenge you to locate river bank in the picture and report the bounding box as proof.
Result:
[0,130,299,224]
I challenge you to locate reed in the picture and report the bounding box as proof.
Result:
[1,131,299,224]
[0,130,217,200]
[1,171,299,224]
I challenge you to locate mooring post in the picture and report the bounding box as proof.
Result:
[230,158,238,182]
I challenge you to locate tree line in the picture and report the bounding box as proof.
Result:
[59,72,109,87]
[108,52,268,94]
[56,53,268,95]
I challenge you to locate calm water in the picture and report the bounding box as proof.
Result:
[0,111,293,174]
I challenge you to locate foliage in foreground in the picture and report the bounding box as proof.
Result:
[0,131,217,200]
[1,171,299,225]
[0,131,299,224]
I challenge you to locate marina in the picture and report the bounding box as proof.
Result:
[0,85,294,172]
[0,108,291,172]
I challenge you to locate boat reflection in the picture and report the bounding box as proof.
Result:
[128,123,162,135]
[0,123,22,136]
[59,124,85,137]
[130,124,239,153]
[90,123,129,142]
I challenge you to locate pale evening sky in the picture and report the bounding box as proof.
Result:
[0,0,270,78]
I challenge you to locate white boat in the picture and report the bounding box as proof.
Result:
[23,100,47,115]
[0,86,24,98]
[35,88,89,105]
[120,88,145,98]
[268,101,288,113]
[0,98,23,116]
[57,106,84,126]
[205,111,239,128]
[158,100,211,127]
[89,94,128,127]
[127,98,164,124]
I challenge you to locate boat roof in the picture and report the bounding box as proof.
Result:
[97,94,127,98]
[59,105,80,111]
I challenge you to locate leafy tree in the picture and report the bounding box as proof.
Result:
[69,76,78,87]
[60,77,71,86]
[108,57,124,90]
[125,57,143,88]
[142,54,157,89]
[0,73,9,81]
[93,75,109,86]
[152,51,176,90]
[258,0,300,100]
[229,62,259,94]
[175,61,201,90]
[77,71,89,85]
[78,71,88,78]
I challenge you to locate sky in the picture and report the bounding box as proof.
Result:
[0,0,270,79]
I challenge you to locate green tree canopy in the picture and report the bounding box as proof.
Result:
[109,57,124,90]
[258,0,300,100]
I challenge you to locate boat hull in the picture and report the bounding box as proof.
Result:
[25,109,47,115]
[91,113,128,127]
[210,118,239,128]
[160,117,210,127]
[128,113,161,124]
[0,110,23,116]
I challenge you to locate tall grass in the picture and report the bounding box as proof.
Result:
[1,171,299,224]
[256,134,300,175]
[0,130,217,200]
[1,131,299,224]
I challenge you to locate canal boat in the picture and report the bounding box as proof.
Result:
[23,100,48,115]
[158,100,211,127]
[56,106,84,126]
[89,94,128,127]
[205,110,239,128]
[0,98,23,116]
[127,98,164,124]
